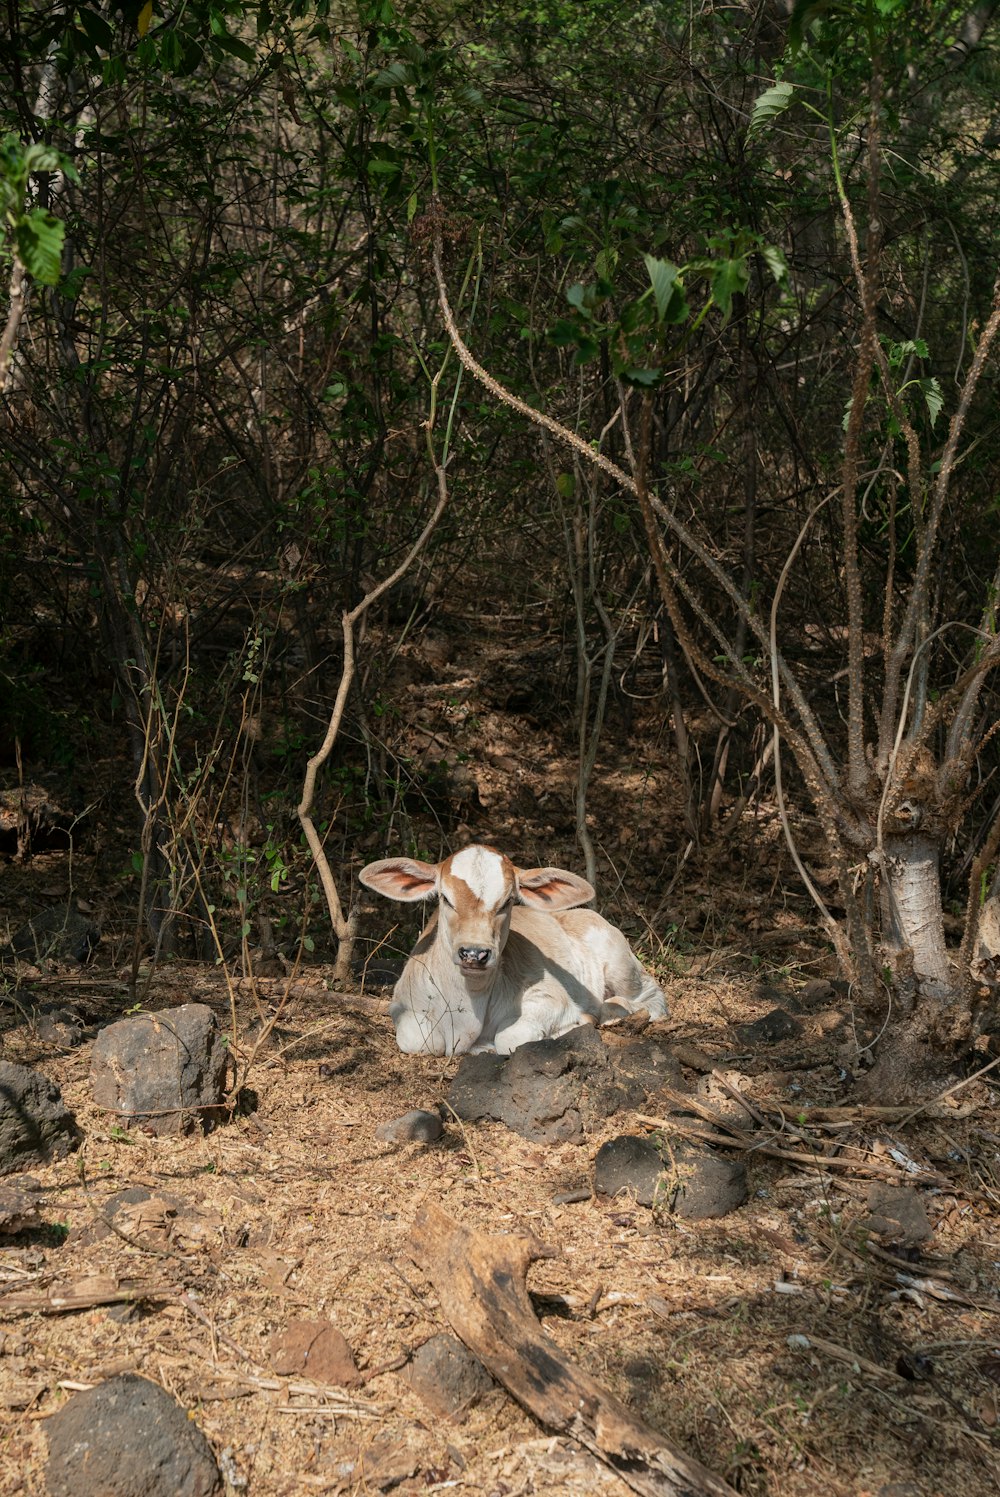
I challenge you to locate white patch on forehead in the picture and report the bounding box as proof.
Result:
[449,846,509,908]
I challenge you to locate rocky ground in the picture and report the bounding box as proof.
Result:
[1,955,999,1497]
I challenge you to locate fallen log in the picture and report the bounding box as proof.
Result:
[409,1202,737,1497]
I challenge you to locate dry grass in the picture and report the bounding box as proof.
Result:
[2,966,1000,1497]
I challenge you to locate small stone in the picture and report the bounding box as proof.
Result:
[593,1136,665,1206]
[6,905,99,965]
[268,1320,358,1386]
[799,979,836,1006]
[736,1008,803,1045]
[376,1109,443,1144]
[864,1185,932,1246]
[0,1062,78,1176]
[33,1006,86,1048]
[657,1145,749,1220]
[45,1373,221,1497]
[405,1334,495,1419]
[0,1178,42,1233]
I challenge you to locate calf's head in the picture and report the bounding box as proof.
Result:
[359,845,595,981]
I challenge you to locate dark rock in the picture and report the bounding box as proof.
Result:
[89,1004,229,1136]
[609,1037,684,1096]
[594,1136,666,1206]
[594,1131,748,1219]
[448,1024,672,1144]
[658,1143,749,1220]
[67,1186,154,1247]
[405,1333,495,1419]
[268,1320,358,1385]
[799,979,836,1006]
[0,1063,78,1176]
[33,1005,86,1049]
[5,905,99,965]
[376,1109,443,1144]
[864,1184,932,1246]
[45,1373,221,1497]
[0,1175,43,1233]
[736,1007,803,1045]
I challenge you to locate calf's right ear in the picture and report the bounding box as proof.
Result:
[359,857,440,902]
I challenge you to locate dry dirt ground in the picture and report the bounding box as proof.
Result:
[2,957,1000,1497]
[2,607,1000,1496]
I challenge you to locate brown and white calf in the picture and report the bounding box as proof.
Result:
[359,844,667,1056]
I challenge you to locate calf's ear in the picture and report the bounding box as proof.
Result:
[516,866,595,910]
[359,857,439,902]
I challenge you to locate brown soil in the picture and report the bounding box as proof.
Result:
[2,615,999,1497]
[1,959,999,1497]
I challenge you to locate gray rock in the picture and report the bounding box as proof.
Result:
[448,1026,617,1143]
[864,1184,933,1246]
[33,1006,86,1049]
[448,1024,677,1144]
[736,1007,803,1045]
[45,1373,221,1497]
[609,1037,684,1096]
[405,1334,495,1419]
[0,1176,43,1233]
[5,905,99,965]
[0,1063,78,1176]
[658,1143,749,1220]
[594,1136,665,1206]
[90,1004,229,1136]
[376,1109,443,1144]
[799,979,836,1006]
[594,1131,748,1220]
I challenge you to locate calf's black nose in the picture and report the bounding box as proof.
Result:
[458,946,492,968]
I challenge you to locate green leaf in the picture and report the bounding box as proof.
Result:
[15,209,64,284]
[22,142,77,180]
[214,32,256,62]
[372,61,417,90]
[711,258,749,321]
[643,253,680,323]
[78,7,115,51]
[595,246,617,280]
[57,265,93,300]
[760,244,789,288]
[555,472,575,499]
[622,366,660,386]
[159,28,182,70]
[920,376,943,428]
[748,81,794,137]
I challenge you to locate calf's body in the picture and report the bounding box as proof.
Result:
[359,845,667,1056]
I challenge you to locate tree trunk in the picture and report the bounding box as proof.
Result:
[881,832,952,995]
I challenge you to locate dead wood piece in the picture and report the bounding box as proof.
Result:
[409,1202,737,1497]
[0,1275,173,1312]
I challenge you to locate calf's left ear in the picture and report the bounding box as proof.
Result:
[516,866,595,909]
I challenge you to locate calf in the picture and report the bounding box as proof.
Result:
[359,844,667,1055]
